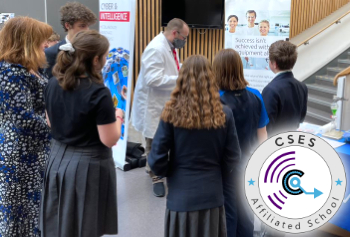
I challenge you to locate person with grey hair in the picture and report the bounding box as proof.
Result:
[131,18,190,197]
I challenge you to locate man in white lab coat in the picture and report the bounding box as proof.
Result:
[131,18,189,197]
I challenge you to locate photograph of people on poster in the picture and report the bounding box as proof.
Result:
[0,13,15,29]
[225,0,291,91]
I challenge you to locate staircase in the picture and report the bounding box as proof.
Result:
[304,49,350,125]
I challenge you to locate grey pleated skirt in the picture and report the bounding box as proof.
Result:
[39,139,118,237]
[165,206,227,237]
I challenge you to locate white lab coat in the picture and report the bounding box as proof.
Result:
[131,33,179,139]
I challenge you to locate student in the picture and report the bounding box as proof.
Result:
[214,48,268,237]
[262,40,308,137]
[0,16,52,236]
[40,30,121,237]
[46,31,61,48]
[44,2,96,78]
[131,18,189,197]
[148,55,241,237]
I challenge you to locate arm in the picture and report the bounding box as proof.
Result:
[300,86,308,123]
[257,126,267,144]
[257,93,269,143]
[45,110,51,128]
[222,112,241,237]
[98,122,122,148]
[43,48,56,79]
[95,88,121,148]
[262,87,279,135]
[142,47,178,90]
[148,119,174,177]
[1,70,48,135]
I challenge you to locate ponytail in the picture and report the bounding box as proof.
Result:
[52,30,109,90]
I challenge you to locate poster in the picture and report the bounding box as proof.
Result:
[225,0,291,91]
[0,13,15,24]
[99,0,136,169]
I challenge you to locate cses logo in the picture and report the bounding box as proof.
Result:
[245,132,346,233]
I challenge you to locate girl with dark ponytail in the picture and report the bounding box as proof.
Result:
[40,30,121,237]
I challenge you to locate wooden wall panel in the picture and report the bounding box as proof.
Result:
[289,0,350,38]
[133,0,350,85]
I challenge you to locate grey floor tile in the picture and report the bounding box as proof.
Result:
[103,168,166,237]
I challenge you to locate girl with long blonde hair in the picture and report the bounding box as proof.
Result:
[149,55,241,237]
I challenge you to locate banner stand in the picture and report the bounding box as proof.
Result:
[99,0,136,170]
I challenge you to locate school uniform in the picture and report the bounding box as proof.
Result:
[44,39,67,79]
[220,87,269,237]
[262,71,308,137]
[40,78,118,237]
[148,106,241,237]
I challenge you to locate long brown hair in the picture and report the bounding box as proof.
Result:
[161,55,226,129]
[0,17,52,71]
[213,49,248,90]
[53,30,109,90]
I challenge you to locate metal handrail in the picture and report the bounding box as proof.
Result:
[297,11,350,47]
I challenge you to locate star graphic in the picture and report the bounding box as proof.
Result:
[336,179,343,186]
[248,179,255,186]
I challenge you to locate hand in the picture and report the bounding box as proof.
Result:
[115,108,124,118]
[121,85,127,100]
[115,108,124,123]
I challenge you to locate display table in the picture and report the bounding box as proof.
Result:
[322,136,350,236]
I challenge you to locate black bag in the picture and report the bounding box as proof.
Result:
[124,142,147,170]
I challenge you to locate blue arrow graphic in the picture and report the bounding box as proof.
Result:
[301,188,323,199]
[290,177,323,199]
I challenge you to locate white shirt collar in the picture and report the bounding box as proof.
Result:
[65,36,71,44]
[276,70,292,76]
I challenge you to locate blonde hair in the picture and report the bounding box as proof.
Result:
[161,55,226,129]
[0,17,53,71]
[259,20,270,27]
[48,32,60,42]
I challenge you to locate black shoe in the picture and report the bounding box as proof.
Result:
[153,182,165,197]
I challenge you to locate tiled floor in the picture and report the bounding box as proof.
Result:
[103,168,166,237]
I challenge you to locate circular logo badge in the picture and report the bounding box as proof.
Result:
[245,132,346,233]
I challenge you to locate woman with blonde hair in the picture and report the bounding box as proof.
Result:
[0,17,52,236]
[149,55,241,237]
[213,48,269,237]
[40,30,121,237]
[259,20,270,36]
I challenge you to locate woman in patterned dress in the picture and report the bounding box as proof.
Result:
[0,17,52,236]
